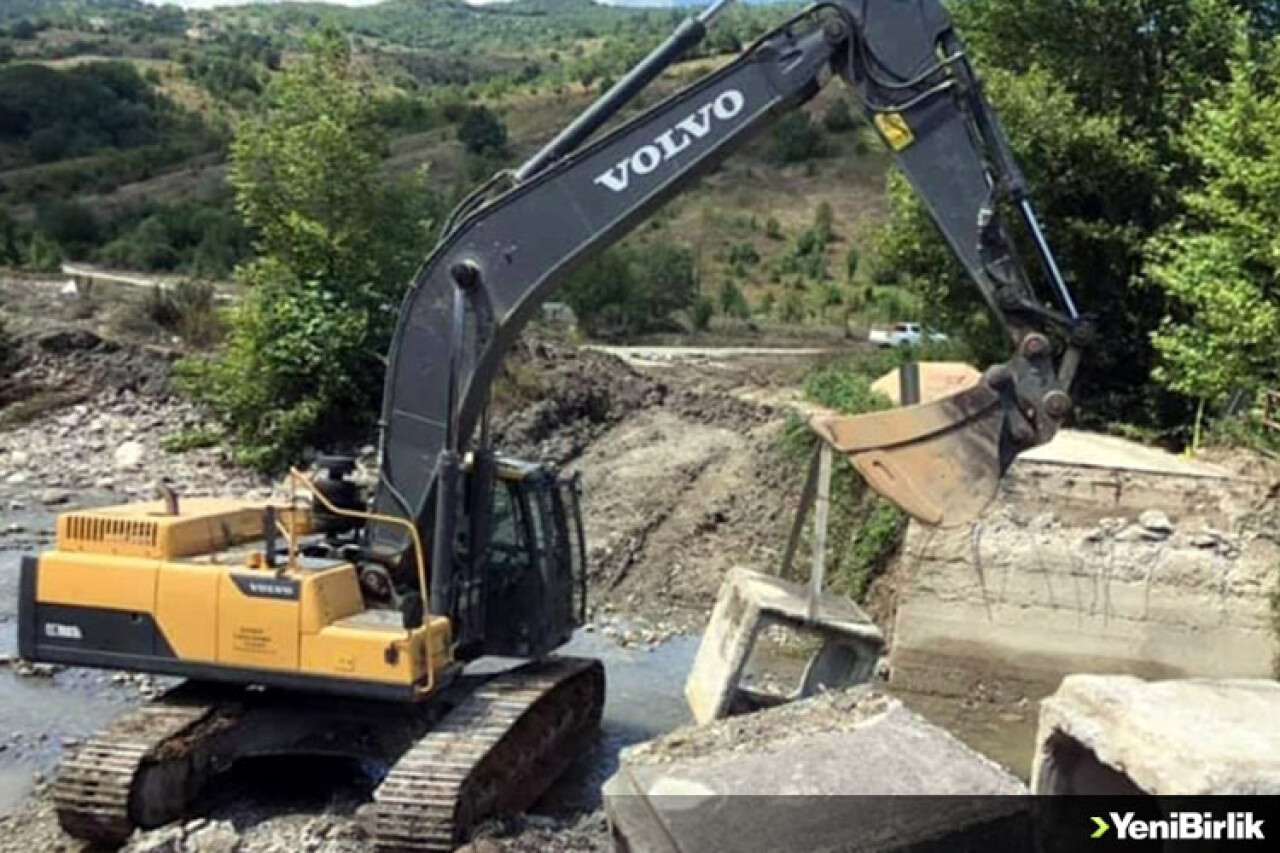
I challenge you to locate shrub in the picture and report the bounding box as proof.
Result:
[717,279,751,319]
[117,281,222,348]
[778,290,806,323]
[789,355,909,600]
[845,246,860,282]
[767,111,825,164]
[26,232,64,271]
[822,97,858,133]
[161,425,223,453]
[724,241,760,270]
[690,295,714,331]
[804,364,893,416]
[814,202,834,245]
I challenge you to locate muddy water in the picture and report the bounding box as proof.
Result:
[891,690,1040,782]
[539,630,700,812]
[0,497,145,815]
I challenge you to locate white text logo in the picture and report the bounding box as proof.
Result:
[594,89,746,193]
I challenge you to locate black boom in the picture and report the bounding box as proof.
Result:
[369,0,1085,590]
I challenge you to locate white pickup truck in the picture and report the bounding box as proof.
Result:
[868,322,949,348]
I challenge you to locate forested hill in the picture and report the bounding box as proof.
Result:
[1,0,864,310]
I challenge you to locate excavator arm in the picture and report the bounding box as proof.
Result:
[370,0,1086,598]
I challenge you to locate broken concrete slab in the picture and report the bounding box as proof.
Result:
[684,568,884,725]
[870,363,982,406]
[606,689,1028,853]
[889,447,1277,698]
[1032,676,1280,795]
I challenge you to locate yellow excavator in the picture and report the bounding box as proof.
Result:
[18,1,1088,849]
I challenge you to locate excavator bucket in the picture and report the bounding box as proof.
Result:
[810,381,1012,528]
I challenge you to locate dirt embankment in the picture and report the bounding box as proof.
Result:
[493,342,811,626]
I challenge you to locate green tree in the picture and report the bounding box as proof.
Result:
[717,279,751,319]
[180,32,435,471]
[562,242,697,336]
[36,199,98,259]
[871,0,1242,429]
[1147,34,1280,446]
[456,104,508,156]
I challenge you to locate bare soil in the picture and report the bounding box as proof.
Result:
[492,341,817,629]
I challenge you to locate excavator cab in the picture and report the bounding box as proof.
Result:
[448,459,587,661]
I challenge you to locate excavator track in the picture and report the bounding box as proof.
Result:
[52,695,227,844]
[373,656,605,852]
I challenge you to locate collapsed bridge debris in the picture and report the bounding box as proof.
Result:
[606,688,1028,853]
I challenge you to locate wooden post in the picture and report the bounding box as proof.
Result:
[808,441,833,621]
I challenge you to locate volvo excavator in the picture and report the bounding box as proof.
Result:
[17,1,1089,849]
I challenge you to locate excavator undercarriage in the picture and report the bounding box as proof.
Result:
[52,660,603,851]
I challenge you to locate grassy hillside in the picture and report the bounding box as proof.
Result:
[0,0,902,331]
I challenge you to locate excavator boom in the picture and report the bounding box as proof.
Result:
[372,0,1087,594]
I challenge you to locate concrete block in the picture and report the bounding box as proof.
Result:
[1032,676,1280,795]
[606,690,1028,853]
[685,568,884,725]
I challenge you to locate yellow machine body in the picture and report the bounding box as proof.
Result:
[19,499,455,701]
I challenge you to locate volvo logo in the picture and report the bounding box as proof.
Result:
[233,574,300,600]
[594,89,747,193]
[247,582,295,598]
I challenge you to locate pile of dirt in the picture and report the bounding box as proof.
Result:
[0,328,174,413]
[493,342,808,623]
[493,341,777,466]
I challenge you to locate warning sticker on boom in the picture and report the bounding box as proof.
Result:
[874,112,915,151]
